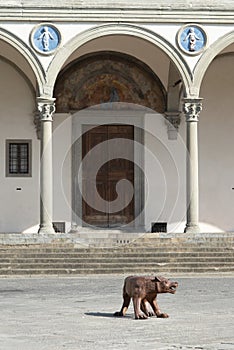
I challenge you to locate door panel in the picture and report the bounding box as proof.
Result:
[82,125,134,227]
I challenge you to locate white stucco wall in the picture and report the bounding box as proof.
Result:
[144,113,187,232]
[52,113,72,230]
[0,58,39,233]
[199,53,234,232]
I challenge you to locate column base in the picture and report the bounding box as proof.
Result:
[184,224,200,234]
[38,224,55,234]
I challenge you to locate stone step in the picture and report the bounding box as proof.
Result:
[0,255,233,263]
[82,237,234,247]
[0,233,233,275]
[0,253,233,263]
[0,249,233,257]
[0,265,233,276]
[0,235,234,249]
[0,255,233,265]
[0,245,233,253]
[0,232,234,248]
[1,236,234,245]
[0,246,233,253]
[0,264,233,273]
[0,261,234,270]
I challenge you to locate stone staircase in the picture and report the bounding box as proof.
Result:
[0,232,233,275]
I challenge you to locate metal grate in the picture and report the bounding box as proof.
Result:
[151,222,167,233]
[6,140,32,177]
[53,222,66,233]
[9,143,29,174]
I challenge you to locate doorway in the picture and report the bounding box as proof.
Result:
[82,124,134,227]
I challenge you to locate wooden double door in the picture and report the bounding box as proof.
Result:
[82,125,134,227]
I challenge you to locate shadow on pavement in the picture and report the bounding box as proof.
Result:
[85,312,132,319]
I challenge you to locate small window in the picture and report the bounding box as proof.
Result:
[6,140,32,177]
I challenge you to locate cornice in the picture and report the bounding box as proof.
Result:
[0,8,234,24]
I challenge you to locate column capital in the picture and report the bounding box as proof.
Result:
[37,97,56,122]
[183,98,203,122]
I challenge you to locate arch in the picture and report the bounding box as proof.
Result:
[0,27,46,95]
[48,23,192,97]
[193,30,234,94]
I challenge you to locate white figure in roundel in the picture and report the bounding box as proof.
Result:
[184,27,200,52]
[38,26,54,51]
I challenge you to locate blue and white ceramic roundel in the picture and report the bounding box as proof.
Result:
[31,24,61,55]
[177,24,207,55]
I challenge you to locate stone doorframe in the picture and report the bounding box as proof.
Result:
[71,108,145,231]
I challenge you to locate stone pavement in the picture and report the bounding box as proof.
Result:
[0,274,234,350]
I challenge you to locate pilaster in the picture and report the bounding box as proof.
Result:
[165,111,181,140]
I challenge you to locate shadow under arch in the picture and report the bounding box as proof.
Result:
[193,30,234,94]
[48,23,192,97]
[0,27,46,95]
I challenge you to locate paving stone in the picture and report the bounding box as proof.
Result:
[0,275,233,350]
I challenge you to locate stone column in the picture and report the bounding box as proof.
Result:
[37,97,56,234]
[183,98,202,233]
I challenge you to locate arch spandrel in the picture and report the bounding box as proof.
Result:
[48,23,192,98]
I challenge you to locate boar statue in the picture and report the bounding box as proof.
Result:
[114,275,178,319]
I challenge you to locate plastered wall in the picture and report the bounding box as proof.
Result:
[0,59,39,233]
[199,53,234,232]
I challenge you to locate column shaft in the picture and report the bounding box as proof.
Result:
[184,98,202,233]
[186,121,199,231]
[38,98,55,234]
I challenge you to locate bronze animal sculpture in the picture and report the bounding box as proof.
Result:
[114,275,178,319]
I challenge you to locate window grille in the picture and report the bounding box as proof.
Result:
[53,222,66,233]
[151,222,167,233]
[6,140,32,177]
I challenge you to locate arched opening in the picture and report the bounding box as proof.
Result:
[54,51,167,229]
[199,48,234,232]
[0,39,41,233]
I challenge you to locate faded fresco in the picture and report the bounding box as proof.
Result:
[54,52,166,113]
